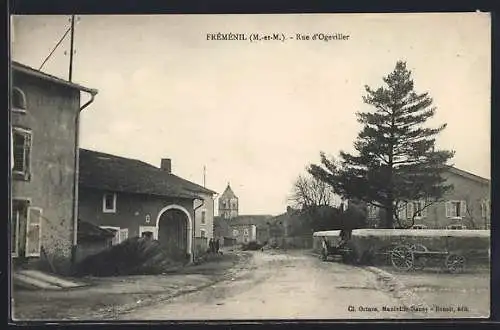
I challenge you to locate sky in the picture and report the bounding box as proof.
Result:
[11,13,491,216]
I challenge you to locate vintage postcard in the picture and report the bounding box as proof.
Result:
[9,13,491,321]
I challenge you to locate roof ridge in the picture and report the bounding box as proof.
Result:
[12,61,97,95]
[80,148,157,168]
[169,173,217,195]
[447,166,490,183]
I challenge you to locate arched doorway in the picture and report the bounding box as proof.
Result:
[156,205,192,261]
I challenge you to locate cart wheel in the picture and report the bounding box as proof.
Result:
[390,245,414,271]
[445,254,466,273]
[410,244,428,271]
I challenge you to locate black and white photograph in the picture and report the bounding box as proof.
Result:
[9,13,491,321]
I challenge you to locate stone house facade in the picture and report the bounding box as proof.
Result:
[365,167,491,230]
[10,61,97,274]
[77,149,216,261]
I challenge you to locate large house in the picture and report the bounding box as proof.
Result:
[10,61,98,274]
[77,149,216,261]
[365,167,491,230]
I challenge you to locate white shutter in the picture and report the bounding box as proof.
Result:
[26,207,42,257]
[420,201,427,218]
[406,202,414,219]
[119,228,129,243]
[460,201,467,218]
[397,204,405,220]
[445,201,451,218]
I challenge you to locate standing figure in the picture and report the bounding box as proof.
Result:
[208,238,214,254]
[215,239,220,254]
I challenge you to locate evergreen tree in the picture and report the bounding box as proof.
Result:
[309,61,455,228]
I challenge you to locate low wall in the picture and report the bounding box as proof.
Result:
[313,229,490,267]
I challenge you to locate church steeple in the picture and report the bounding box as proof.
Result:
[219,182,238,219]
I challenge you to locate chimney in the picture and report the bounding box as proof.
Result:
[161,158,171,173]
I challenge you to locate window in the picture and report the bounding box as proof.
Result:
[243,228,249,236]
[26,207,43,257]
[412,200,427,219]
[445,200,466,219]
[11,200,28,257]
[12,87,27,113]
[367,205,378,219]
[102,193,117,213]
[100,226,127,245]
[481,199,490,218]
[200,229,206,238]
[232,229,239,236]
[120,228,129,242]
[139,226,158,240]
[12,127,32,180]
[201,210,206,224]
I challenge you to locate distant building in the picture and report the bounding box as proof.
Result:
[10,61,98,274]
[231,224,257,244]
[78,149,216,261]
[214,183,273,245]
[218,183,239,219]
[364,167,490,230]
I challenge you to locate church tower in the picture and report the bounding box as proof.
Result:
[218,183,238,219]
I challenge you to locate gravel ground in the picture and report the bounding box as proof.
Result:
[11,251,251,321]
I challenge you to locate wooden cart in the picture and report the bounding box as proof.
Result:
[389,243,466,273]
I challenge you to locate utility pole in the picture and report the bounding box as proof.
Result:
[68,15,75,82]
[203,166,206,188]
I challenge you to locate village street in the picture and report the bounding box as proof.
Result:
[115,249,442,320]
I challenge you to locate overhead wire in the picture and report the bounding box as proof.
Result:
[38,18,73,71]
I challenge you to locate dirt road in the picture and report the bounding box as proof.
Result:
[118,250,419,320]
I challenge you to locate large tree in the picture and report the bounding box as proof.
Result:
[309,61,455,229]
[288,173,335,210]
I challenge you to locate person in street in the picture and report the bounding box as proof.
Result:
[321,237,329,261]
[215,239,220,254]
[208,238,214,254]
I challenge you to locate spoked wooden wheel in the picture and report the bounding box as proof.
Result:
[410,244,428,270]
[390,245,414,271]
[445,254,466,273]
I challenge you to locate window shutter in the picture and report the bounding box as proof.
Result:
[26,207,42,257]
[420,201,427,218]
[24,133,31,177]
[445,201,451,218]
[397,204,405,220]
[460,201,467,217]
[406,202,414,219]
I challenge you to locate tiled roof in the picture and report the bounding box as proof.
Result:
[79,149,216,199]
[77,219,116,241]
[220,183,238,199]
[215,215,274,227]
